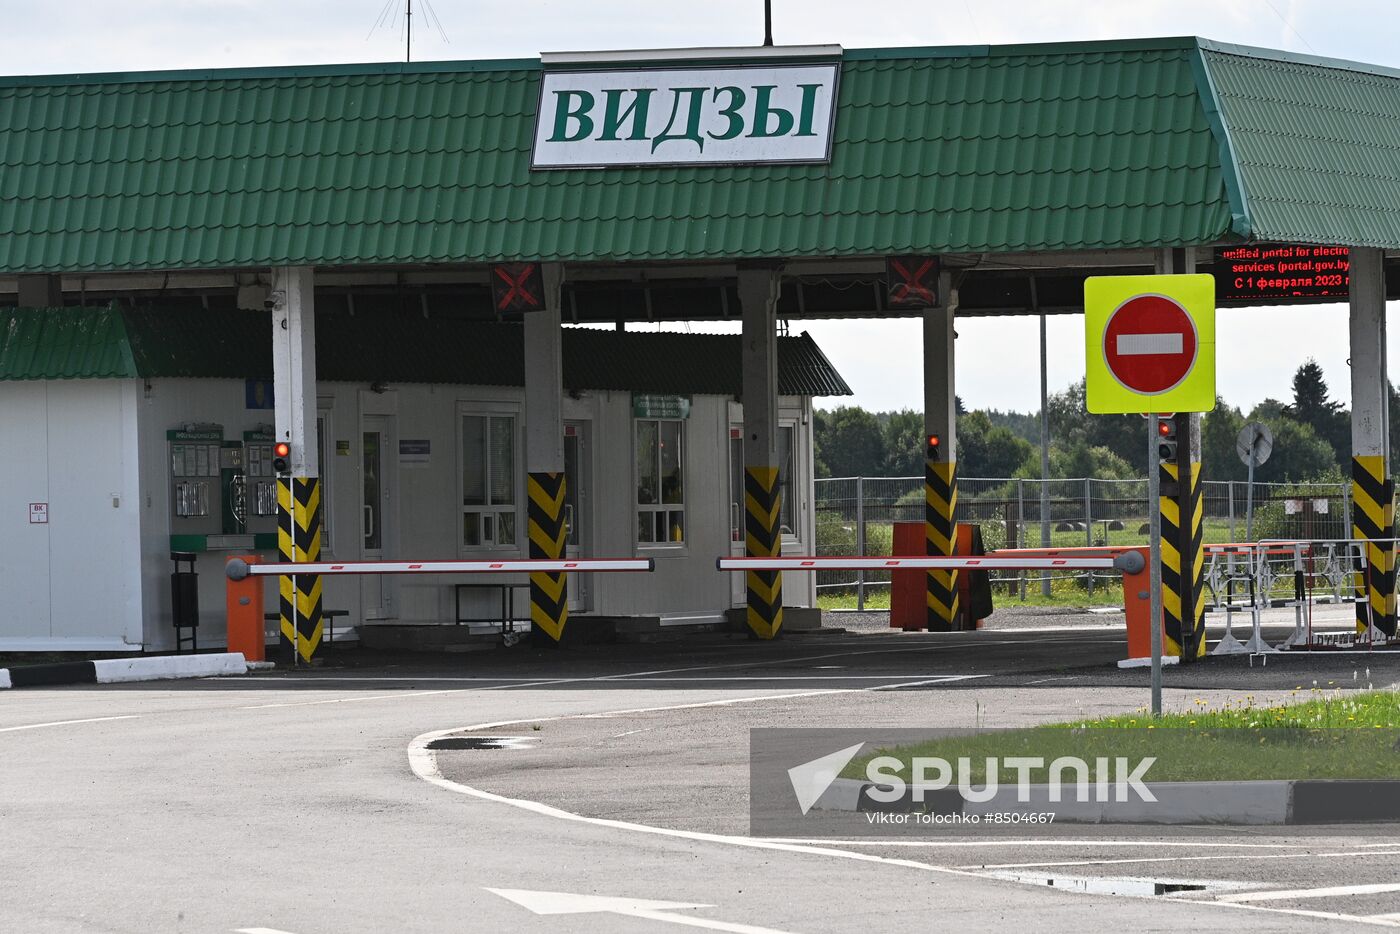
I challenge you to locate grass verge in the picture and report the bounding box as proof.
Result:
[843,690,1400,783]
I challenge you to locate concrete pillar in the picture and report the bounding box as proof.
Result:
[271,266,323,664]
[924,269,959,631]
[739,265,784,640]
[17,275,61,307]
[1155,248,1206,659]
[1349,246,1394,637]
[525,263,569,644]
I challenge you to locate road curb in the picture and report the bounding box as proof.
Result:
[817,777,1400,824]
[0,653,247,689]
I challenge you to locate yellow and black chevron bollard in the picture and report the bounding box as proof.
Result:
[277,477,323,664]
[527,472,568,643]
[745,466,783,639]
[1352,455,1396,637]
[925,459,958,631]
[1159,461,1206,658]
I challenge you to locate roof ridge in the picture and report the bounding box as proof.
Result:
[1197,38,1400,82]
[1190,41,1252,240]
[0,57,542,90]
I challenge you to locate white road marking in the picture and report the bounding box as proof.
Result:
[0,715,139,734]
[235,674,982,682]
[234,928,300,933]
[1219,882,1400,903]
[487,887,801,934]
[1172,896,1400,929]
[958,849,1400,870]
[760,839,1312,849]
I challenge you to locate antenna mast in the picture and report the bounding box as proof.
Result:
[763,0,773,46]
[406,0,412,62]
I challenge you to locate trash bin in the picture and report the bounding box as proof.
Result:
[171,551,199,653]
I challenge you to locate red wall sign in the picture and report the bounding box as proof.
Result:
[1215,244,1350,303]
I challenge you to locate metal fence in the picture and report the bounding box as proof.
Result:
[814,475,1353,606]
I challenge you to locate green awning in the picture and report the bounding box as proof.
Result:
[1,37,1397,274]
[0,306,853,396]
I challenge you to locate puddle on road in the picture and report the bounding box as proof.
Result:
[993,872,1209,897]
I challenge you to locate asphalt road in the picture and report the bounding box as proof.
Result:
[3,618,1399,934]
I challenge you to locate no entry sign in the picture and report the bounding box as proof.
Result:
[1084,274,1215,414]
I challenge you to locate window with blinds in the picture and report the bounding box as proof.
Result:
[461,413,517,548]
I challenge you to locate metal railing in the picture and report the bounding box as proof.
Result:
[815,475,1353,608]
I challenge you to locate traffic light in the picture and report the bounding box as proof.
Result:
[926,433,941,460]
[1156,418,1177,464]
[272,441,292,475]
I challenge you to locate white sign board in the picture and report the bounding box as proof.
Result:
[532,64,840,168]
[29,502,48,524]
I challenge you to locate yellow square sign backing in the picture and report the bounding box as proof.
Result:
[1084,274,1215,414]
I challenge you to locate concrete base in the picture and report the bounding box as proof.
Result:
[724,606,825,634]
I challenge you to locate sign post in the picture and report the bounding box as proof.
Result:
[1086,274,1216,715]
[1236,421,1274,542]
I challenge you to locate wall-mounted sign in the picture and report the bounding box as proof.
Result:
[491,262,546,313]
[29,502,48,525]
[885,256,940,308]
[633,394,691,419]
[336,440,351,457]
[399,439,431,467]
[245,378,275,410]
[1214,244,1350,304]
[532,63,840,168]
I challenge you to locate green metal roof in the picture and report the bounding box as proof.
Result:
[0,37,1397,273]
[0,306,136,377]
[1198,40,1400,247]
[0,306,853,396]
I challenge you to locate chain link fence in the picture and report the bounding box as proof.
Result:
[814,476,1352,607]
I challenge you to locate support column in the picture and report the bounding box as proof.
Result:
[272,266,322,664]
[17,275,61,307]
[1155,249,1206,659]
[1349,247,1394,637]
[740,265,784,640]
[526,263,568,645]
[924,269,959,631]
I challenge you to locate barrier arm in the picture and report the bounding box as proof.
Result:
[717,551,1152,663]
[224,557,656,663]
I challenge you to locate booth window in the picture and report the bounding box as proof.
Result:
[778,423,796,539]
[461,414,516,548]
[636,418,685,545]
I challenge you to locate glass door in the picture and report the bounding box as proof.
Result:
[564,421,591,612]
[728,426,746,607]
[361,415,397,619]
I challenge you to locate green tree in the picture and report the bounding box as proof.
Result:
[1247,400,1336,482]
[958,410,1035,477]
[1046,379,1142,466]
[1201,397,1247,483]
[814,406,885,477]
[1284,359,1348,467]
[881,409,925,476]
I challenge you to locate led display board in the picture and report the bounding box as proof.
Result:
[1214,244,1350,303]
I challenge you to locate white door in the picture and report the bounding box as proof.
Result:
[728,425,746,607]
[564,421,592,613]
[361,415,398,619]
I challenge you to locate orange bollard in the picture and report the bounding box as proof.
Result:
[1119,546,1164,661]
[225,554,265,662]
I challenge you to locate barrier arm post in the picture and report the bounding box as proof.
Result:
[225,555,265,663]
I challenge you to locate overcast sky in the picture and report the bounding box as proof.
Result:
[3,1,1395,414]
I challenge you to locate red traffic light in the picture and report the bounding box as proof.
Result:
[927,433,941,448]
[274,442,291,458]
[1156,420,1172,437]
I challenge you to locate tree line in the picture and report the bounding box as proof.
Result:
[814,360,1400,483]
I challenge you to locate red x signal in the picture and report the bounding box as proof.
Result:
[491,262,545,313]
[886,255,940,308]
